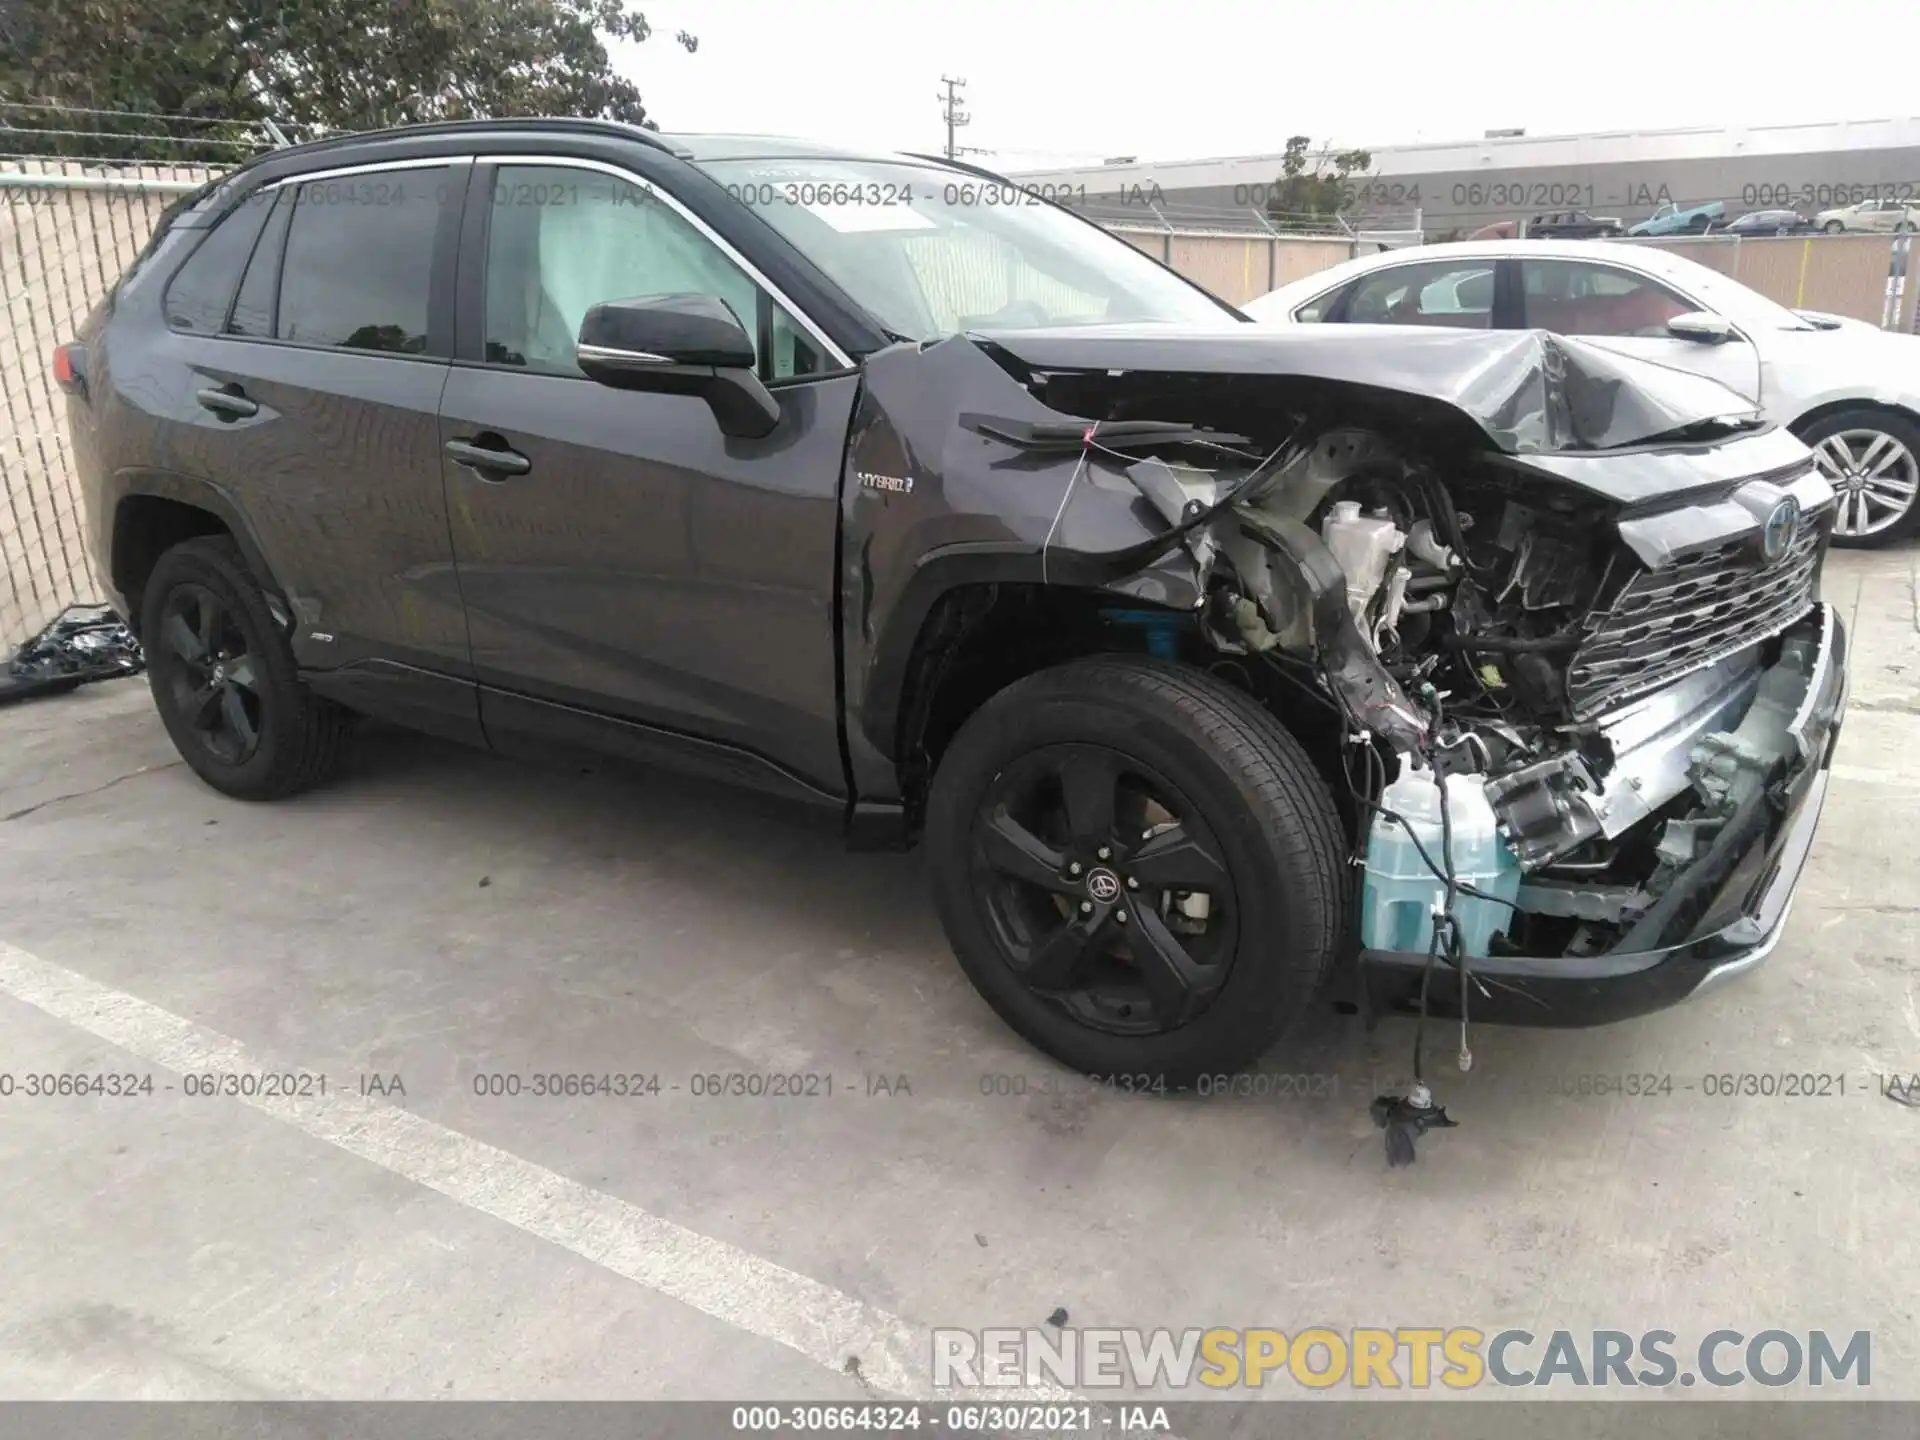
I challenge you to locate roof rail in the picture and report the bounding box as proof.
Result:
[234,116,688,170]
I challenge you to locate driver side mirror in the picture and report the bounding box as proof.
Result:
[1666,311,1736,345]
[576,293,782,439]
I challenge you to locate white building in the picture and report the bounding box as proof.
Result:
[1007,117,1920,236]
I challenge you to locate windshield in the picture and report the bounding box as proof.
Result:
[695,157,1236,341]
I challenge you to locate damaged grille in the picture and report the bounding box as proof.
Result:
[1567,509,1828,718]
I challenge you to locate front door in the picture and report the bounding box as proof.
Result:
[439,159,859,796]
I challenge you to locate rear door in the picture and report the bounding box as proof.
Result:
[158,160,474,705]
[438,155,860,797]
[1514,256,1761,402]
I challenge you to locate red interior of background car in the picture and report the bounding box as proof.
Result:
[1525,281,1689,336]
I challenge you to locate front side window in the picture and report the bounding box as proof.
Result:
[693,158,1234,341]
[276,167,452,354]
[482,164,822,380]
[1520,259,1693,338]
[1341,260,1495,328]
[163,195,275,332]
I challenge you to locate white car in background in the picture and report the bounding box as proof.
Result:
[1814,197,1919,234]
[1241,238,1920,545]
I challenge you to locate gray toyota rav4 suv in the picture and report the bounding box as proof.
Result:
[61,119,1847,1090]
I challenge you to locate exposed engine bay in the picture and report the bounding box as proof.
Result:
[839,326,1848,1162]
[967,355,1838,967]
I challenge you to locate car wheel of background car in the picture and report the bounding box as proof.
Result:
[141,535,351,799]
[926,655,1347,1086]
[1824,220,1845,234]
[1898,221,1917,233]
[1798,408,1920,546]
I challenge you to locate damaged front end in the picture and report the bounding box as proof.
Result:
[962,326,1847,1024]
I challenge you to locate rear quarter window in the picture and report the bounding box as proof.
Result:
[227,191,293,337]
[162,196,276,332]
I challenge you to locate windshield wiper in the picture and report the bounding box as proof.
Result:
[959,415,1253,454]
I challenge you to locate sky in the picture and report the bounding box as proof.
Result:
[616,0,1907,171]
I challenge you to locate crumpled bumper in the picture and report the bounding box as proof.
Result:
[1358,602,1848,1027]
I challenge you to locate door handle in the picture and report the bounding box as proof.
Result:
[444,437,531,478]
[195,385,258,419]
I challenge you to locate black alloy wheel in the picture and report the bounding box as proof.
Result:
[927,655,1347,1084]
[141,536,350,799]
[154,583,264,765]
[971,743,1237,1036]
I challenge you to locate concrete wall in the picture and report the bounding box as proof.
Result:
[1631,233,1906,326]
[1111,230,1353,304]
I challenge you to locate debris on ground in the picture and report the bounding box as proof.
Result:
[0,605,143,707]
[1371,1085,1458,1167]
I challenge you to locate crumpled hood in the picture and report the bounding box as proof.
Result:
[967,323,1762,455]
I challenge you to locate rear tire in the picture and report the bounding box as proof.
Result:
[926,656,1347,1086]
[142,536,350,799]
[1797,407,1920,548]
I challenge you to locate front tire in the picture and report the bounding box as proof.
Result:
[1824,220,1845,234]
[142,536,351,799]
[926,656,1347,1085]
[1798,407,1920,547]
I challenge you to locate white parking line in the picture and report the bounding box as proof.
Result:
[0,939,1072,1404]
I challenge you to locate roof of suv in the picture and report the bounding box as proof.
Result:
[236,118,942,173]
[660,132,926,165]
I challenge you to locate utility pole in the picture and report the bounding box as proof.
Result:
[936,75,994,161]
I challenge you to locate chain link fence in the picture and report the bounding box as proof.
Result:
[0,100,291,651]
[0,160,213,648]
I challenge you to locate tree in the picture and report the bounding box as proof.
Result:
[0,0,695,161]
[1263,135,1373,233]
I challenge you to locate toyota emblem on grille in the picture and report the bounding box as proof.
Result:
[1085,867,1121,903]
[1760,497,1800,563]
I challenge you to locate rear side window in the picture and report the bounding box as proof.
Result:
[276,167,452,354]
[162,196,275,332]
